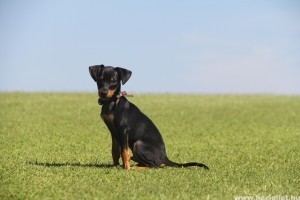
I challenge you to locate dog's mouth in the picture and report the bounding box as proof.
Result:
[98,89,117,100]
[98,93,109,100]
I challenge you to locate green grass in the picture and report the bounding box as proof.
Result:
[0,93,299,199]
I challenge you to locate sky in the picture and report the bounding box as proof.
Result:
[0,0,300,94]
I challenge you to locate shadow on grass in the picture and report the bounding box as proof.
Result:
[27,161,115,168]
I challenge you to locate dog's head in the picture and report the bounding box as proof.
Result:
[89,64,132,100]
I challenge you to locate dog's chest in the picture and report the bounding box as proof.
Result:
[101,103,116,125]
[101,112,114,124]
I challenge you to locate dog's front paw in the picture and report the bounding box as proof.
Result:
[123,162,131,170]
[113,162,120,167]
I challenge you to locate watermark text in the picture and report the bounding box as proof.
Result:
[234,195,300,200]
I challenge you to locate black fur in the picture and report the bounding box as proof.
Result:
[89,64,209,170]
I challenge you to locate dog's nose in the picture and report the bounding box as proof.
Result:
[99,88,108,94]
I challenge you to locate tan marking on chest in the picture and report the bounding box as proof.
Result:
[107,89,116,98]
[101,113,114,123]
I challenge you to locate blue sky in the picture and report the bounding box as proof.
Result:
[0,0,299,94]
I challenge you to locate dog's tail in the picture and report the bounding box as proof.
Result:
[165,158,209,170]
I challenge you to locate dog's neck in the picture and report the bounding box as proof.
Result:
[98,89,130,112]
[98,95,119,113]
[98,95,118,106]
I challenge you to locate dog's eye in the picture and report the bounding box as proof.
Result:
[110,78,118,85]
[112,80,118,85]
[111,77,118,85]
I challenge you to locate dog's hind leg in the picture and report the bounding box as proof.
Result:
[132,140,165,168]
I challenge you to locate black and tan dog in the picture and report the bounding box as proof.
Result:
[89,64,209,170]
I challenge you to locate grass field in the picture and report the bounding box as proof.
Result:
[0,93,299,199]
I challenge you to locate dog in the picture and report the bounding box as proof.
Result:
[89,64,209,170]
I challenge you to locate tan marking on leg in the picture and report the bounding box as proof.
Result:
[121,148,131,170]
[159,164,166,168]
[121,130,131,170]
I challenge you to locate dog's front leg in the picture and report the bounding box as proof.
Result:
[111,136,120,166]
[120,130,131,170]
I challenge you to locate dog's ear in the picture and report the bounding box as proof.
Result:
[116,67,132,85]
[89,65,104,82]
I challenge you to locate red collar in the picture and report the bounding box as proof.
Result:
[117,91,133,98]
